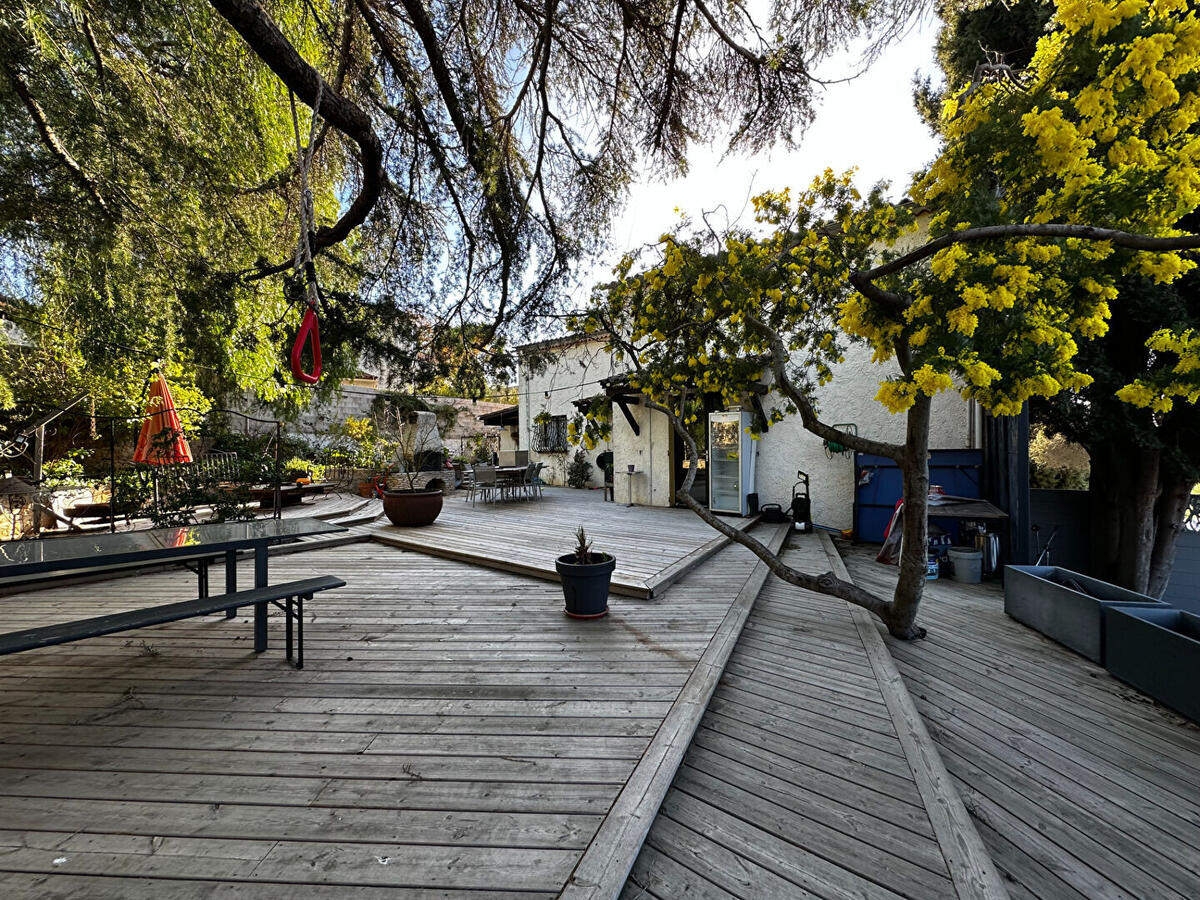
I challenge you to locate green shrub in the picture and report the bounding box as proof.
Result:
[1030,461,1089,491]
[566,449,593,489]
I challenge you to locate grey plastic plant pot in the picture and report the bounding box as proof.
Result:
[1104,606,1200,724]
[555,553,615,619]
[1004,565,1166,663]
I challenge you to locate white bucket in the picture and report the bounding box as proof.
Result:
[949,547,983,584]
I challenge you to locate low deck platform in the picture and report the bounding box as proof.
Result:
[621,535,997,900]
[4,499,1196,899]
[363,487,746,598]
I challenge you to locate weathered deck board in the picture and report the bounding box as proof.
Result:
[623,535,961,900]
[0,532,762,897]
[842,543,1200,900]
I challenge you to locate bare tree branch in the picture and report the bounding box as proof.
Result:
[745,313,906,459]
[855,222,1200,305]
[643,395,896,618]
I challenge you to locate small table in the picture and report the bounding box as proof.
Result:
[0,518,347,652]
[618,469,640,507]
[250,482,335,509]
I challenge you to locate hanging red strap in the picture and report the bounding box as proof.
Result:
[290,303,322,384]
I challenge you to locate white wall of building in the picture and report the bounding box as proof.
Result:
[610,399,673,506]
[496,426,519,455]
[517,337,616,488]
[751,341,975,530]
[517,303,976,523]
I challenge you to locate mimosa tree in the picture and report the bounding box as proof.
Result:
[573,0,1200,638]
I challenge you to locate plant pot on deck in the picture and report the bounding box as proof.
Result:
[1104,606,1200,723]
[1004,565,1166,663]
[380,488,443,527]
[555,554,616,619]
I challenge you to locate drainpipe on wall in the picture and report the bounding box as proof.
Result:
[647,404,653,506]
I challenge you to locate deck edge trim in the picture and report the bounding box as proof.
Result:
[558,523,789,900]
[643,514,761,599]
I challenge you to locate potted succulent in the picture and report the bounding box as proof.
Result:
[380,410,445,527]
[555,526,615,618]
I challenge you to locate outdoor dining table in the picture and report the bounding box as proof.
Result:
[0,517,346,652]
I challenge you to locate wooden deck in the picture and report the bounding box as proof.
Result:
[7,497,1190,900]
[843,544,1200,900]
[622,535,981,900]
[0,533,765,897]
[363,487,745,598]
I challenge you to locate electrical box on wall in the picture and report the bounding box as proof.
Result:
[708,411,757,516]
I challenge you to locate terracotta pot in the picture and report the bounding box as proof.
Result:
[381,488,443,527]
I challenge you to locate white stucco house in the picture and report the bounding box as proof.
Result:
[509,331,982,530]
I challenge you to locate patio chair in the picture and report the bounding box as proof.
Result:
[460,465,477,501]
[519,462,538,501]
[468,466,498,506]
[531,462,546,499]
[596,451,614,502]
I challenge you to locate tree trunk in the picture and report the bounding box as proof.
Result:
[1088,443,1178,595]
[886,395,932,640]
[1089,444,1161,592]
[1118,448,1160,593]
[1148,471,1191,598]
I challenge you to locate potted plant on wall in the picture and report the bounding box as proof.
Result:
[555,526,615,618]
[380,410,446,527]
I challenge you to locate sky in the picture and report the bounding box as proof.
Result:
[596,16,945,274]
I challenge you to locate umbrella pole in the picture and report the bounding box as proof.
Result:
[108,421,116,534]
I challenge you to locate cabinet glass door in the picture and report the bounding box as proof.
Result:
[709,417,741,512]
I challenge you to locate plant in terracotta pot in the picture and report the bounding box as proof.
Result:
[379,410,446,527]
[555,526,615,618]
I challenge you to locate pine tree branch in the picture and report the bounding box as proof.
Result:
[208,0,384,270]
[4,66,109,214]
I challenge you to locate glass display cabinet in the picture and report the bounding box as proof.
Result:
[708,410,757,516]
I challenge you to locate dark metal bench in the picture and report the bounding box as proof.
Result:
[0,575,344,669]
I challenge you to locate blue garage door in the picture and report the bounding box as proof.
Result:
[854,450,984,543]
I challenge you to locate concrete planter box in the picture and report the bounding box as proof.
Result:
[1104,607,1200,723]
[1004,566,1166,663]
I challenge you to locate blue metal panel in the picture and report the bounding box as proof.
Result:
[854,449,984,542]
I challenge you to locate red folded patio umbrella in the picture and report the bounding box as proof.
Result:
[132,374,193,465]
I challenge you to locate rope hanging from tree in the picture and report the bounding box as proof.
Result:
[288,82,325,384]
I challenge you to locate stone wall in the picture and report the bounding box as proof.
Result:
[385,471,453,494]
[233,385,381,440]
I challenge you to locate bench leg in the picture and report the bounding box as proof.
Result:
[197,559,209,599]
[285,597,294,663]
[297,594,305,670]
[225,550,238,618]
[253,547,269,653]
